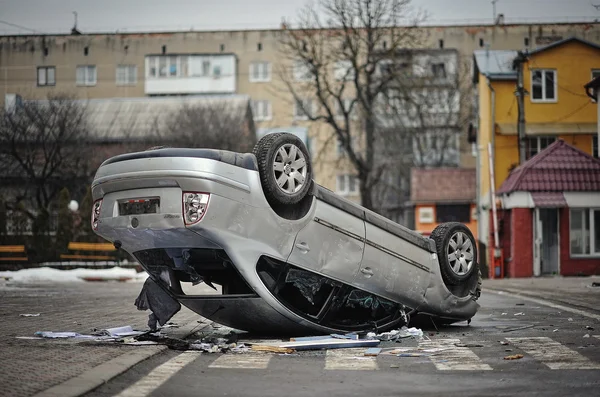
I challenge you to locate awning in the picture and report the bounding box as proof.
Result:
[496,122,597,135]
[531,192,567,208]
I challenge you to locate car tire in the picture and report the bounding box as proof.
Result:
[430,222,478,286]
[253,132,313,205]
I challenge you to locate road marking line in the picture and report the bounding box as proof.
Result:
[208,353,271,369]
[486,289,600,320]
[325,348,378,370]
[506,337,600,369]
[419,339,492,371]
[113,351,201,397]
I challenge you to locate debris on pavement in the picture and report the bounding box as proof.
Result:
[35,331,94,339]
[591,282,600,287]
[504,354,524,360]
[454,343,483,348]
[275,337,381,351]
[583,334,591,338]
[19,313,40,317]
[502,324,535,333]
[585,325,594,330]
[553,329,559,332]
[366,326,424,342]
[397,353,430,357]
[100,325,145,338]
[500,341,509,345]
[135,277,181,331]
[364,348,382,356]
[514,312,525,316]
[251,345,294,354]
[568,318,573,322]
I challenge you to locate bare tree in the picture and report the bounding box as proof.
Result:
[0,95,92,235]
[371,53,473,220]
[277,0,426,211]
[159,101,256,152]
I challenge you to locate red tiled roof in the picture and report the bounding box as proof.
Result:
[411,168,476,203]
[498,140,600,194]
[531,192,567,207]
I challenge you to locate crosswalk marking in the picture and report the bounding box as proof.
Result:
[506,337,600,370]
[325,348,378,370]
[113,351,201,397]
[208,353,271,369]
[419,339,492,371]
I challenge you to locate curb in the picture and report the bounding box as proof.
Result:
[32,318,211,397]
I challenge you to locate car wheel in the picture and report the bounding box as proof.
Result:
[253,133,313,205]
[430,222,478,286]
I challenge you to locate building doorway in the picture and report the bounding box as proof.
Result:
[534,208,559,275]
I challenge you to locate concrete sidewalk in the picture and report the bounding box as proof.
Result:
[483,275,600,314]
[0,280,205,397]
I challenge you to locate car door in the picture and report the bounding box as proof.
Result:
[353,221,431,310]
[287,200,365,284]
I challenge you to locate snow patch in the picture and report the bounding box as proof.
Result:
[0,266,148,284]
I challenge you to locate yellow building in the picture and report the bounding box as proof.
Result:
[473,37,600,273]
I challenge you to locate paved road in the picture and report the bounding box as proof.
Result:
[2,277,599,397]
[84,284,600,397]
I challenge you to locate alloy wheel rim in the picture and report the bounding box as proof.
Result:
[446,231,474,276]
[272,143,307,194]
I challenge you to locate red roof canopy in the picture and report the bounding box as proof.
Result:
[498,140,600,194]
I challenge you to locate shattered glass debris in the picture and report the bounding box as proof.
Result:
[345,289,396,313]
[284,268,332,304]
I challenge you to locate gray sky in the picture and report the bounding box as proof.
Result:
[0,0,598,34]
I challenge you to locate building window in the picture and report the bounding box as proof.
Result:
[431,63,446,79]
[37,66,55,86]
[294,60,312,81]
[148,55,225,78]
[251,100,272,121]
[439,39,444,49]
[334,60,355,81]
[257,43,262,51]
[531,69,557,102]
[116,65,137,85]
[525,136,556,159]
[436,204,471,223]
[570,208,600,256]
[249,62,271,82]
[593,135,598,158]
[336,174,359,196]
[294,98,313,120]
[418,207,434,224]
[76,65,97,86]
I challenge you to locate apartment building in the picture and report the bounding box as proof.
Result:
[2,21,600,201]
[473,37,600,277]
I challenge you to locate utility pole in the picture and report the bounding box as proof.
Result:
[513,51,528,164]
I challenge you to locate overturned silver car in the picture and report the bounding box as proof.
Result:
[91,133,481,335]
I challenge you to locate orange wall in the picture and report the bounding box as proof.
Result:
[415,203,478,240]
[524,41,600,124]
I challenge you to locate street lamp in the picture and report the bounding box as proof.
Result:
[68,200,79,212]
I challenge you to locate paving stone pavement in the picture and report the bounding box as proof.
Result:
[0,279,200,397]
